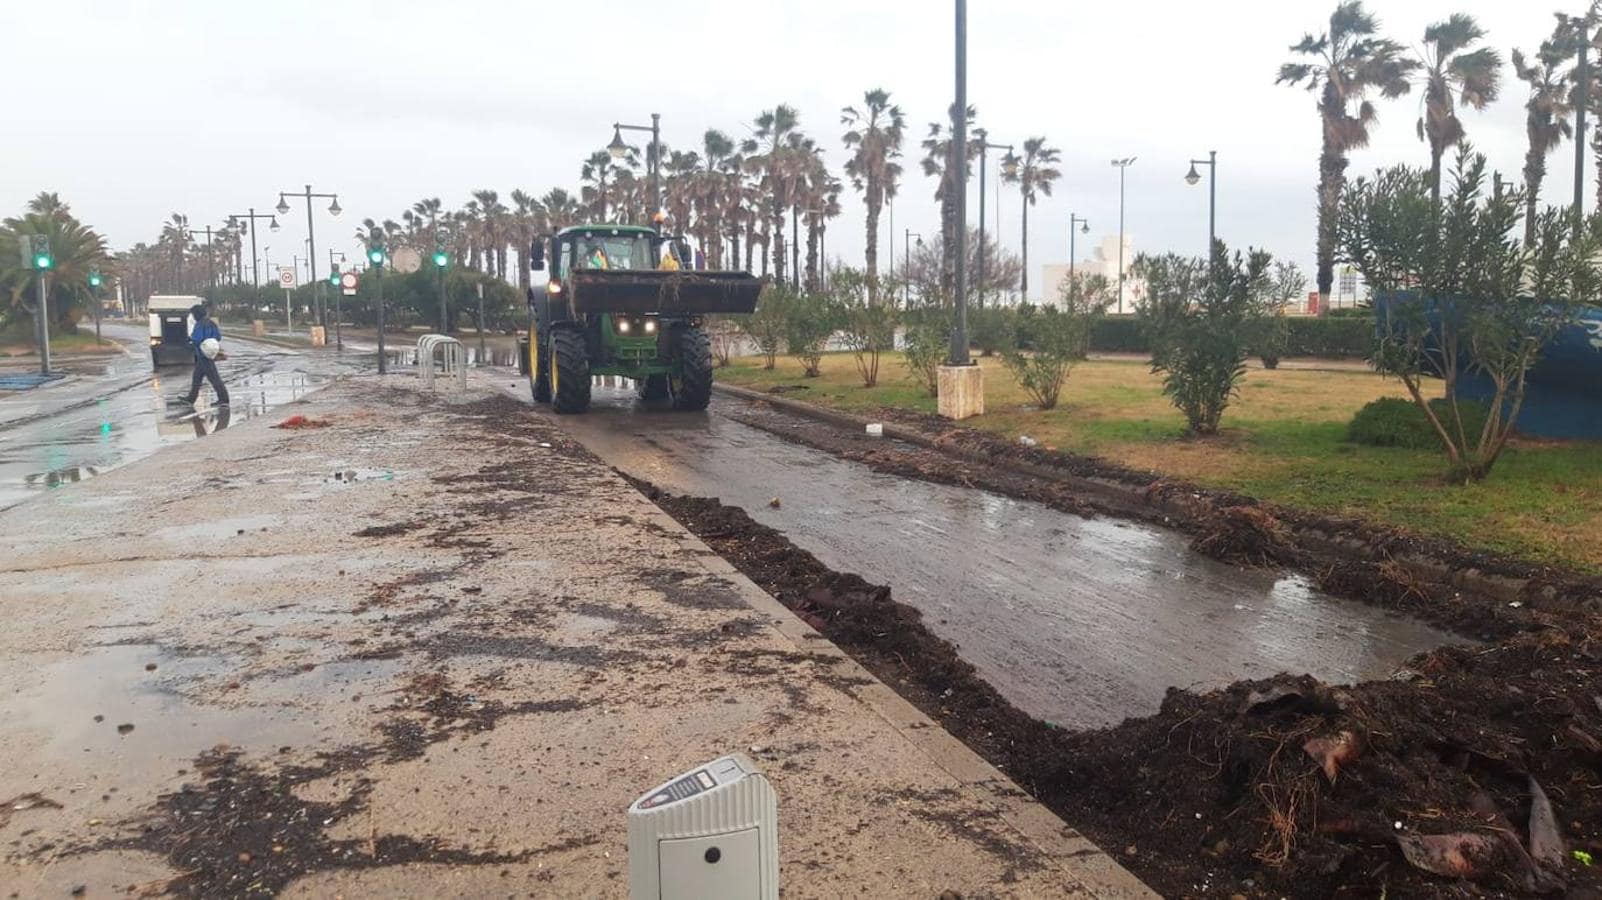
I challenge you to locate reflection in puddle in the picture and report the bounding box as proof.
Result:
[2,362,332,511]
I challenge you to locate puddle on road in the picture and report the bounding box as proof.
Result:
[558,386,1467,731]
[0,367,330,512]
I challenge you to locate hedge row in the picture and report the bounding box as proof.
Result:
[1086,315,1373,359]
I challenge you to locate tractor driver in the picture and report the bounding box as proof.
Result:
[582,241,611,270]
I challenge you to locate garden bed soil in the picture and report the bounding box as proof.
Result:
[631,478,1602,898]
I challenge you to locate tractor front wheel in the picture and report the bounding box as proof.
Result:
[550,329,591,414]
[670,326,714,412]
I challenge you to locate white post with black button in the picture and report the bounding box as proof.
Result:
[627,753,777,900]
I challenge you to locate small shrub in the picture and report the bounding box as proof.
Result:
[1348,397,1490,450]
[744,286,789,369]
[969,306,1015,357]
[902,307,950,397]
[783,292,838,377]
[833,269,898,387]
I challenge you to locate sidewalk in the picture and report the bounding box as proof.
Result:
[0,375,1148,897]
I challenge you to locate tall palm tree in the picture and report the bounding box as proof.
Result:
[3,198,109,328]
[540,189,582,232]
[920,104,978,293]
[1417,14,1503,203]
[158,213,191,292]
[1001,137,1061,299]
[842,88,905,301]
[1277,1,1416,310]
[694,130,736,267]
[1513,40,1574,246]
[580,150,621,223]
[743,105,800,284]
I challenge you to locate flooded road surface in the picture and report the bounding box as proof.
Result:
[545,384,1462,730]
[0,323,368,511]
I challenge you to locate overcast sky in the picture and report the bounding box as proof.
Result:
[0,0,1577,297]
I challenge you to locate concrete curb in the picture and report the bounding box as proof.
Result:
[710,382,1556,607]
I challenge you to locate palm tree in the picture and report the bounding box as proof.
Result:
[158,213,191,292]
[581,150,620,223]
[1417,14,1503,203]
[1513,40,1574,246]
[743,105,800,284]
[509,189,547,293]
[920,104,978,293]
[540,189,582,232]
[842,88,905,301]
[1001,137,1061,299]
[1278,1,1416,310]
[3,197,109,329]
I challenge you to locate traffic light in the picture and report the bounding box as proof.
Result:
[29,235,52,270]
[367,244,385,267]
[88,268,102,287]
[432,249,448,267]
[329,263,341,286]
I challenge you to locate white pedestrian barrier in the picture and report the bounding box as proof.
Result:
[417,334,468,392]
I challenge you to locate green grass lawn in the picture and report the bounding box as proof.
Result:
[720,352,1602,572]
[0,328,118,357]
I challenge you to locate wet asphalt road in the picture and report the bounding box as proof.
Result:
[0,323,369,512]
[530,380,1462,730]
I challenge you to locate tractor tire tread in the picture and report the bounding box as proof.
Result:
[551,328,590,414]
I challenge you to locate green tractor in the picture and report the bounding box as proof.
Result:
[521,225,761,414]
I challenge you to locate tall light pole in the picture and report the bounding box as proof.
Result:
[904,229,923,307]
[950,0,970,366]
[1068,214,1089,280]
[1576,17,1590,234]
[974,129,1016,308]
[228,208,279,288]
[1185,150,1217,254]
[276,185,341,329]
[1111,157,1136,314]
[368,242,387,375]
[609,114,662,226]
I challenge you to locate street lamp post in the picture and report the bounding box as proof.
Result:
[903,230,923,306]
[1185,150,1218,253]
[1111,157,1137,314]
[276,185,342,329]
[228,208,279,288]
[974,129,1015,308]
[950,0,970,366]
[1068,214,1089,280]
[609,114,662,226]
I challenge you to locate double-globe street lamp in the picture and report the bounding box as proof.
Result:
[1185,150,1218,253]
[1110,157,1136,314]
[276,186,341,331]
[228,208,279,288]
[974,129,1017,307]
[608,114,663,227]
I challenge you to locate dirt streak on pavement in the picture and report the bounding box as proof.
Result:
[0,376,1145,897]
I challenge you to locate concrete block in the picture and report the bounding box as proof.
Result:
[251,319,267,337]
[309,326,327,347]
[937,364,984,420]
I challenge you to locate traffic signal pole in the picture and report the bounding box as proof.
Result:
[36,271,50,377]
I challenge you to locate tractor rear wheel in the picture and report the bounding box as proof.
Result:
[531,335,552,404]
[550,329,591,414]
[670,326,714,411]
[637,374,670,401]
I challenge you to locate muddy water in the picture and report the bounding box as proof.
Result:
[0,325,358,511]
[550,385,1463,730]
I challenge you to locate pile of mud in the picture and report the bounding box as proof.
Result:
[634,479,1602,898]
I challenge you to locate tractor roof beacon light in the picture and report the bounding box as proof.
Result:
[627,753,778,900]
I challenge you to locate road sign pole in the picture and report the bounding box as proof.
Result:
[284,288,291,332]
[37,273,51,377]
[476,282,486,364]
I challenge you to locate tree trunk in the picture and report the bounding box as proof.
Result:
[1315,142,1346,316]
[864,187,881,303]
[1523,142,1545,248]
[1429,144,1444,207]
[771,196,786,285]
[1020,195,1030,299]
[805,222,819,292]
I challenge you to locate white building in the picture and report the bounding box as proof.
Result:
[1039,235,1146,313]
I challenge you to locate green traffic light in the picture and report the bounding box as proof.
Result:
[34,255,52,270]
[89,274,102,286]
[367,248,384,264]
[432,252,448,267]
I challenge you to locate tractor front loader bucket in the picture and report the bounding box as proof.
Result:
[566,270,762,317]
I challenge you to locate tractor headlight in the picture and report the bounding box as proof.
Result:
[643,318,657,334]
[547,281,562,295]
[617,318,631,334]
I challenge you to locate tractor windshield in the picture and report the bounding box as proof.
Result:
[570,234,655,273]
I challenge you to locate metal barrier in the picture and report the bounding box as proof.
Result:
[417,334,468,391]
